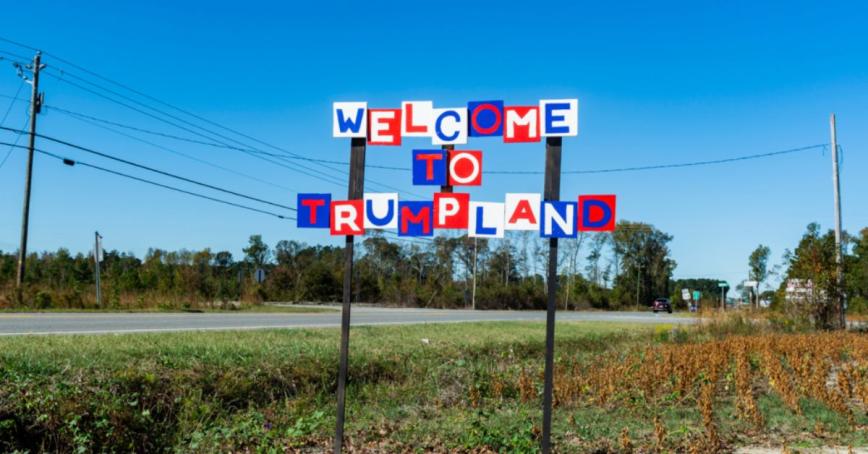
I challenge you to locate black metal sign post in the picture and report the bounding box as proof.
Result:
[540,136,562,454]
[440,144,454,193]
[334,136,366,453]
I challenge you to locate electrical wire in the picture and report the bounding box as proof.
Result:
[0,141,295,220]
[45,105,413,171]
[41,71,350,189]
[0,82,24,125]
[0,115,28,169]
[41,67,418,195]
[34,55,423,195]
[0,83,26,169]
[50,106,300,192]
[0,49,30,62]
[0,126,297,212]
[36,105,832,177]
[489,144,829,175]
[0,38,838,180]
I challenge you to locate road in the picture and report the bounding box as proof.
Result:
[0,307,694,336]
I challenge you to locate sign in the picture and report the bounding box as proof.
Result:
[505,193,541,231]
[681,289,691,301]
[785,279,818,303]
[298,193,617,236]
[718,282,729,288]
[333,98,579,144]
[693,290,701,301]
[328,97,594,454]
[94,233,104,262]
[578,195,616,231]
[254,268,266,284]
[743,280,758,287]
[363,193,398,229]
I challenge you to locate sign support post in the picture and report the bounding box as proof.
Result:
[541,136,562,454]
[334,137,366,453]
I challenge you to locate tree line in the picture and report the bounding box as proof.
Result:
[1,221,676,310]
[1,221,865,317]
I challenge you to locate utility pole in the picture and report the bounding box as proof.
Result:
[635,263,642,311]
[830,114,846,329]
[94,232,102,307]
[16,51,45,295]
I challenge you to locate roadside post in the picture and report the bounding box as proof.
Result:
[743,280,758,308]
[94,231,103,307]
[540,136,562,454]
[334,137,366,453]
[718,281,729,310]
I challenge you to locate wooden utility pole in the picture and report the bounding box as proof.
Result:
[334,137,365,453]
[830,114,846,328]
[16,51,44,294]
[540,136,562,454]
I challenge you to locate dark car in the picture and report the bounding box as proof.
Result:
[652,298,672,313]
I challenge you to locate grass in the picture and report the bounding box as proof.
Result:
[0,303,336,314]
[0,320,865,452]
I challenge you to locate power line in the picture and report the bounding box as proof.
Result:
[0,49,30,62]
[2,39,829,190]
[31,51,421,195]
[50,106,300,192]
[0,126,297,212]
[41,67,416,193]
[1,141,295,221]
[4,142,435,242]
[41,103,835,176]
[41,71,350,189]
[0,82,24,125]
[0,114,29,169]
[493,144,829,175]
[0,82,26,169]
[46,105,409,171]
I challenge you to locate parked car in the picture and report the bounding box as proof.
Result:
[652,297,672,313]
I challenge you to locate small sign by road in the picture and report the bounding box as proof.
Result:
[254,268,266,284]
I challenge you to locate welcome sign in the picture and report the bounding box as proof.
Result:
[298,99,616,238]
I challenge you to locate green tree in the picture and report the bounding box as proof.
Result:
[780,223,843,329]
[243,235,270,269]
[610,221,676,309]
[748,244,771,308]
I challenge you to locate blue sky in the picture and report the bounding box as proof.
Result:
[1,0,866,289]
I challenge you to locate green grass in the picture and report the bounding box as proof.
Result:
[0,304,336,314]
[0,321,863,452]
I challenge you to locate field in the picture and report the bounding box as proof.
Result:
[0,303,336,314]
[0,319,866,452]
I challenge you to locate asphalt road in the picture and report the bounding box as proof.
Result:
[0,307,694,336]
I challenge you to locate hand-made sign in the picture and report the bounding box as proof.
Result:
[297,99,617,238]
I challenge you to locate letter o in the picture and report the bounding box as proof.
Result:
[450,152,480,185]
